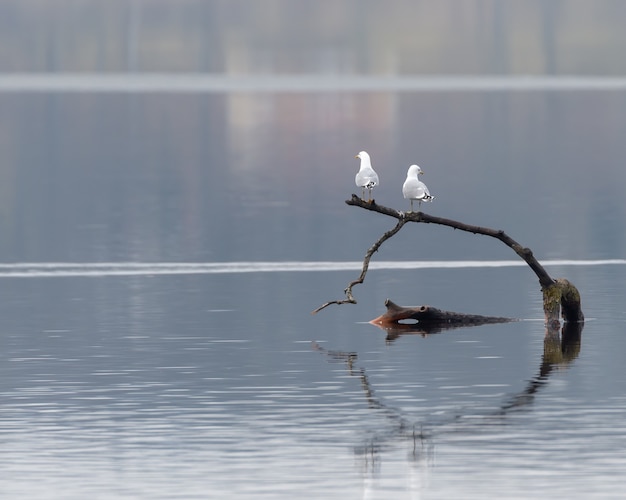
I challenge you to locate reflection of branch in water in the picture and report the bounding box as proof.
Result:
[313,320,583,468]
[353,366,434,468]
[311,341,357,369]
[359,367,436,468]
[312,341,408,426]
[500,321,583,412]
[312,341,433,468]
[358,367,408,427]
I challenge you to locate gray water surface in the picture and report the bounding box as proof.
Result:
[1,66,626,500]
[0,260,625,498]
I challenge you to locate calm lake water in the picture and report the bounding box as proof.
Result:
[1,80,626,499]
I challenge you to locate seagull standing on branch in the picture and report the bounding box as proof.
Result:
[402,164,434,212]
[355,151,379,202]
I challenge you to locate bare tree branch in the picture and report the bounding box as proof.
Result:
[346,195,555,288]
[314,195,583,322]
[311,215,406,313]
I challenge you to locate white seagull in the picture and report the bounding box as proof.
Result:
[402,164,434,211]
[355,151,379,202]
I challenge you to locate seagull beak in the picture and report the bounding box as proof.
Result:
[419,170,424,175]
[354,154,360,159]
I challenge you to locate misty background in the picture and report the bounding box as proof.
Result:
[1,1,625,265]
[2,1,626,75]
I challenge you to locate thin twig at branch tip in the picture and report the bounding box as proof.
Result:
[311,216,407,314]
[311,299,356,314]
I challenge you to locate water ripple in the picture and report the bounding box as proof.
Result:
[2,73,626,93]
[0,259,623,278]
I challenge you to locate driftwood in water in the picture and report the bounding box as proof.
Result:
[369,299,516,342]
[313,195,584,324]
[370,299,515,327]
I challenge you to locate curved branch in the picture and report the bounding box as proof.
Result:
[346,195,555,288]
[312,215,406,313]
[314,195,583,322]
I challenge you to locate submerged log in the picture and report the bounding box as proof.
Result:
[370,299,515,328]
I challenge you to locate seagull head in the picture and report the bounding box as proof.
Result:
[408,164,424,176]
[355,151,370,161]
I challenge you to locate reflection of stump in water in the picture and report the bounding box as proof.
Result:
[313,319,583,467]
[501,321,583,412]
[543,320,583,365]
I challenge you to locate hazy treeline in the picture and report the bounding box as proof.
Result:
[1,0,625,74]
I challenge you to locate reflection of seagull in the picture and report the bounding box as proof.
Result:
[402,164,434,212]
[355,151,379,202]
